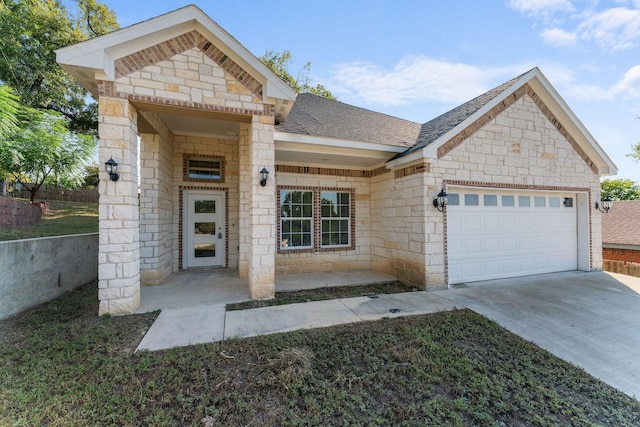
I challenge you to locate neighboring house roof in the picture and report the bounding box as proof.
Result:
[602,200,640,246]
[276,93,420,148]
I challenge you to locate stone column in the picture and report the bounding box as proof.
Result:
[97,98,140,315]
[247,115,276,299]
[238,123,250,278]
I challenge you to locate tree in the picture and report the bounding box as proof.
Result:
[0,85,20,137]
[630,142,640,163]
[600,178,640,201]
[260,49,336,100]
[0,108,95,202]
[0,0,118,135]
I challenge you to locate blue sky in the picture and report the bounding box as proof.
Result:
[93,0,640,182]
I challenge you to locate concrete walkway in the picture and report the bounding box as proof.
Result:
[135,269,640,399]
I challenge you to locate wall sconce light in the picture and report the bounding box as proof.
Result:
[105,157,119,182]
[433,188,448,212]
[595,197,613,213]
[259,167,269,187]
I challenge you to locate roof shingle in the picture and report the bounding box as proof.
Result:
[602,200,640,246]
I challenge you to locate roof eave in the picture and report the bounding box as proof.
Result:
[56,4,297,119]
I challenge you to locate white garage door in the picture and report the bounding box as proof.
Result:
[447,188,577,284]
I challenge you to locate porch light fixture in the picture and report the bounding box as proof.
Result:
[595,197,613,213]
[105,157,119,182]
[259,167,269,187]
[433,189,448,212]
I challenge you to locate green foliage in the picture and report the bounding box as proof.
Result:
[260,49,337,100]
[0,0,118,135]
[0,85,20,137]
[81,164,100,188]
[601,178,640,201]
[0,108,96,201]
[629,141,640,163]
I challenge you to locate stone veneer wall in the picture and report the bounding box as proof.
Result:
[0,197,42,228]
[139,111,175,286]
[370,166,440,289]
[274,172,372,274]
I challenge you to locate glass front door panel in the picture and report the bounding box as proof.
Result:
[194,244,215,258]
[195,200,215,214]
[195,222,215,235]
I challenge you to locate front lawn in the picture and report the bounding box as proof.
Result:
[1,283,639,426]
[0,199,98,241]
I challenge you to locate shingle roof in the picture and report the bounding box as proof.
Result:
[391,70,532,159]
[275,93,421,148]
[602,200,640,246]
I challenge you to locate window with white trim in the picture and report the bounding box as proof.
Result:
[279,187,354,251]
[184,155,225,183]
[280,190,313,249]
[321,191,350,247]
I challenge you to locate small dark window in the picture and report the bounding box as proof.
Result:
[518,196,530,207]
[534,196,546,207]
[464,194,479,206]
[563,197,574,207]
[447,194,460,206]
[484,195,498,206]
[502,195,515,207]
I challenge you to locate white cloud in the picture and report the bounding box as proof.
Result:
[578,7,640,50]
[507,0,574,15]
[330,56,520,107]
[611,65,640,97]
[539,28,579,46]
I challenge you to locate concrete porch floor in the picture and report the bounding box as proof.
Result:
[136,268,399,313]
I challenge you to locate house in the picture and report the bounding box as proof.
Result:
[602,200,640,277]
[56,5,617,315]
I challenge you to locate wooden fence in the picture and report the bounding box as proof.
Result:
[8,185,98,203]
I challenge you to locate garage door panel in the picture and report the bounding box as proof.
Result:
[447,189,578,284]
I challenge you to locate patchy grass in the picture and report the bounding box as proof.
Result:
[0,199,98,241]
[227,281,416,310]
[1,283,639,426]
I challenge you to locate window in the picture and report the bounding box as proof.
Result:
[464,194,479,206]
[502,195,515,207]
[484,195,498,206]
[184,155,225,182]
[447,193,460,206]
[518,196,530,207]
[321,192,350,247]
[279,188,354,251]
[280,190,313,249]
[534,196,546,207]
[549,197,560,207]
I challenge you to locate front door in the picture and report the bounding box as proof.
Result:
[183,191,225,268]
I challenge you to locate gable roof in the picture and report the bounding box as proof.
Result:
[391,71,529,160]
[276,93,420,148]
[56,4,297,121]
[602,200,640,246]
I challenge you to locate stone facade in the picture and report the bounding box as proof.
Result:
[68,12,607,315]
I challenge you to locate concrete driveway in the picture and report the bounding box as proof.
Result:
[433,271,640,400]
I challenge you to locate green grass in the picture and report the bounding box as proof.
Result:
[0,199,98,241]
[227,281,417,310]
[1,283,639,425]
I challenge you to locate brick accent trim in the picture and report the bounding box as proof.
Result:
[276,186,356,254]
[114,30,262,98]
[437,84,599,174]
[97,79,272,117]
[603,247,640,264]
[394,162,430,179]
[183,154,226,183]
[178,187,229,270]
[441,180,593,285]
[276,164,391,178]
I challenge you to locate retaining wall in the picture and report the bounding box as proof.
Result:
[0,197,42,228]
[0,233,98,320]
